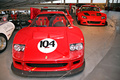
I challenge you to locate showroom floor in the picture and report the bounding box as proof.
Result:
[0,10,120,80]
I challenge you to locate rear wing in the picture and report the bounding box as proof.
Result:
[30,5,69,19]
[41,8,70,15]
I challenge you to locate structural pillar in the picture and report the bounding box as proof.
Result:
[51,0,53,4]
[112,0,114,3]
[106,0,110,11]
[106,0,108,6]
[77,0,79,3]
[91,0,93,4]
[117,0,118,3]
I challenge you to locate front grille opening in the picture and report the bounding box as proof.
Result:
[83,22,86,24]
[96,13,101,16]
[15,61,21,65]
[87,21,101,24]
[26,63,68,68]
[73,60,80,64]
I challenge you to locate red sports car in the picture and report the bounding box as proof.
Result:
[11,7,85,77]
[76,5,107,25]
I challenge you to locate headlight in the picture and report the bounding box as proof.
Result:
[101,16,105,19]
[70,43,83,51]
[82,16,87,19]
[14,44,25,52]
[70,44,76,51]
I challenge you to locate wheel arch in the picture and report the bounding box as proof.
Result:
[0,33,8,40]
[0,33,8,53]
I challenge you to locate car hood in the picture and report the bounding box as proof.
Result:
[82,11,106,16]
[13,27,83,61]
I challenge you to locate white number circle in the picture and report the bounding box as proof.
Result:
[38,38,57,53]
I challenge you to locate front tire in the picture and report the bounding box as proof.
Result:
[105,21,108,26]
[76,16,80,25]
[0,34,7,53]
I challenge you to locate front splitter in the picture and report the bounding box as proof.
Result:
[11,61,85,77]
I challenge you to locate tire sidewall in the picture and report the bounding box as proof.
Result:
[105,21,108,26]
[76,16,80,25]
[0,34,7,53]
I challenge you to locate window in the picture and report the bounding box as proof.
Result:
[41,1,51,3]
[93,0,106,3]
[109,0,113,3]
[53,0,64,3]
[114,0,118,3]
[81,7,99,11]
[66,0,77,3]
[79,0,91,3]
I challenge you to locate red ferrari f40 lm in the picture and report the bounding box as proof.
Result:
[11,7,85,77]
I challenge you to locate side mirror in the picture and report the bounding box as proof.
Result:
[28,20,32,23]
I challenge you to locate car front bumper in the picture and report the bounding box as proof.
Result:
[80,20,106,25]
[11,60,85,77]
[78,16,106,26]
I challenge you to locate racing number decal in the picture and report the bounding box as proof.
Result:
[40,40,55,48]
[38,38,57,53]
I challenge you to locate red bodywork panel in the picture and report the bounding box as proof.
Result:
[12,7,84,73]
[76,5,107,25]
[30,7,41,19]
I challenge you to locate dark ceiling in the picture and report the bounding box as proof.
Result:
[0,0,58,9]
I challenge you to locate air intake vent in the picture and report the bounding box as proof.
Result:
[96,13,101,16]
[87,21,101,24]
[26,63,68,67]
[84,13,90,16]
[91,14,95,16]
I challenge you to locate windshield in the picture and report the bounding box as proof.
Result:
[30,14,70,27]
[81,7,99,11]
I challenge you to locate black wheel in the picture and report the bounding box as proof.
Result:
[0,34,7,53]
[105,21,108,26]
[76,16,80,25]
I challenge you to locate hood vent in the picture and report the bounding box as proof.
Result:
[96,13,101,16]
[84,13,90,16]
[91,14,95,16]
